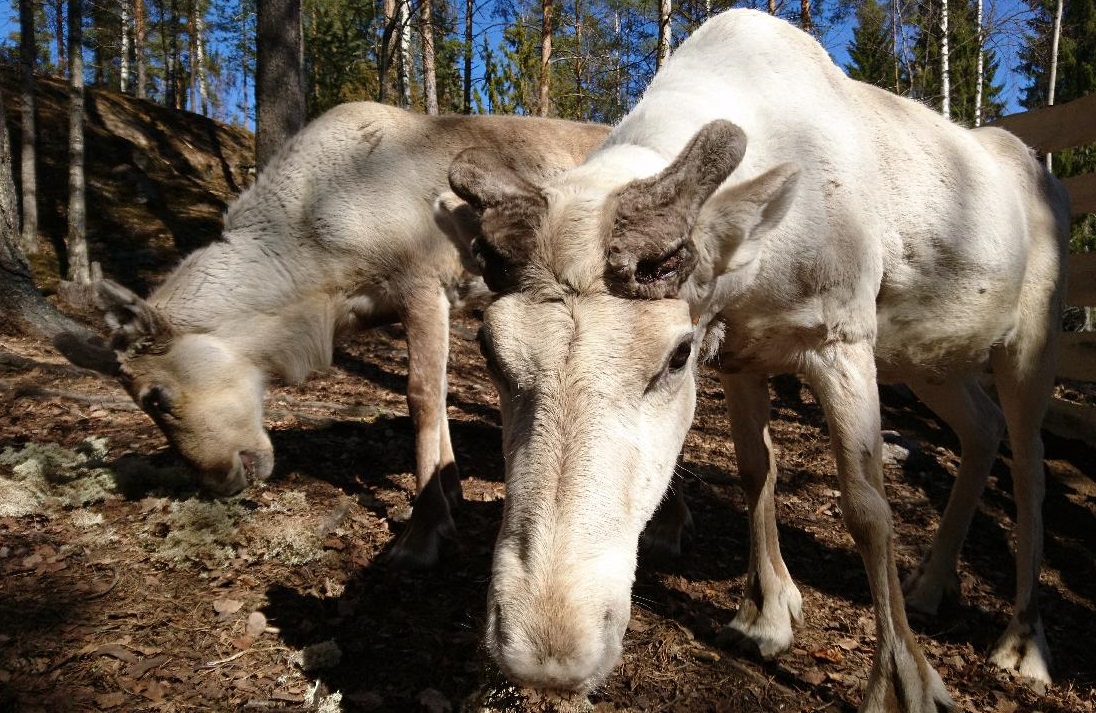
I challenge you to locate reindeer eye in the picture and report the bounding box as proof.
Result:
[668,340,692,372]
[140,386,174,416]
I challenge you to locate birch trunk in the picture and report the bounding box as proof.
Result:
[657,0,671,70]
[396,0,412,109]
[940,0,950,119]
[194,7,209,115]
[120,0,130,93]
[800,0,812,32]
[972,0,983,125]
[1046,0,1063,170]
[539,0,553,116]
[67,0,90,284]
[18,0,38,255]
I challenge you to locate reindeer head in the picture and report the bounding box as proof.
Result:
[92,280,274,496]
[434,120,800,694]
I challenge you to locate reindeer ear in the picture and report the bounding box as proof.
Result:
[693,162,800,280]
[605,121,748,299]
[446,148,548,293]
[96,280,177,354]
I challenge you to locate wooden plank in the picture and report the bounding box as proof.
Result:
[989,93,1096,153]
[1062,173,1096,216]
[1044,397,1096,445]
[1059,332,1096,382]
[1067,252,1096,307]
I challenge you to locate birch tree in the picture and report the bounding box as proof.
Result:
[539,0,553,115]
[120,0,131,93]
[657,0,671,69]
[192,1,210,114]
[940,0,950,118]
[397,0,412,108]
[464,0,473,112]
[67,0,91,285]
[973,0,983,125]
[1045,0,1063,167]
[18,0,38,256]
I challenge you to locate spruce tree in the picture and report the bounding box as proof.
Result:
[846,0,904,91]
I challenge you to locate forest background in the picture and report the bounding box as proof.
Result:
[0,0,1093,270]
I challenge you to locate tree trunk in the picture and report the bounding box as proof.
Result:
[421,0,438,115]
[18,0,39,256]
[574,0,583,115]
[120,0,130,93]
[463,0,473,113]
[396,0,412,108]
[255,0,305,168]
[539,0,553,116]
[940,0,950,119]
[135,0,147,99]
[379,0,395,103]
[194,7,209,115]
[657,0,671,70]
[189,0,198,111]
[768,0,776,15]
[67,0,91,285]
[973,0,983,126]
[800,0,812,33]
[168,0,181,109]
[1046,0,1063,170]
[55,0,66,76]
[0,89,109,355]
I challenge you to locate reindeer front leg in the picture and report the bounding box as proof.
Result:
[385,282,461,568]
[722,372,803,657]
[806,342,953,713]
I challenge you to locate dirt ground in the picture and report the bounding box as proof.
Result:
[1,309,1095,713]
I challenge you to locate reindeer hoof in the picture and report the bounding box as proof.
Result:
[902,564,961,617]
[860,639,955,713]
[989,616,1052,685]
[380,508,459,569]
[722,581,802,659]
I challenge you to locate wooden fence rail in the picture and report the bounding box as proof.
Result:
[990,92,1096,444]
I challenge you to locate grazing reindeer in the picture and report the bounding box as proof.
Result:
[435,10,1069,711]
[73,102,609,567]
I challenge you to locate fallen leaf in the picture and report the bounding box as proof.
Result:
[836,638,860,651]
[94,643,139,664]
[232,635,254,651]
[129,654,171,679]
[213,598,243,615]
[245,611,267,638]
[810,647,844,663]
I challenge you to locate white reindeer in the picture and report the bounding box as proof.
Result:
[72,102,609,567]
[435,10,1070,711]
